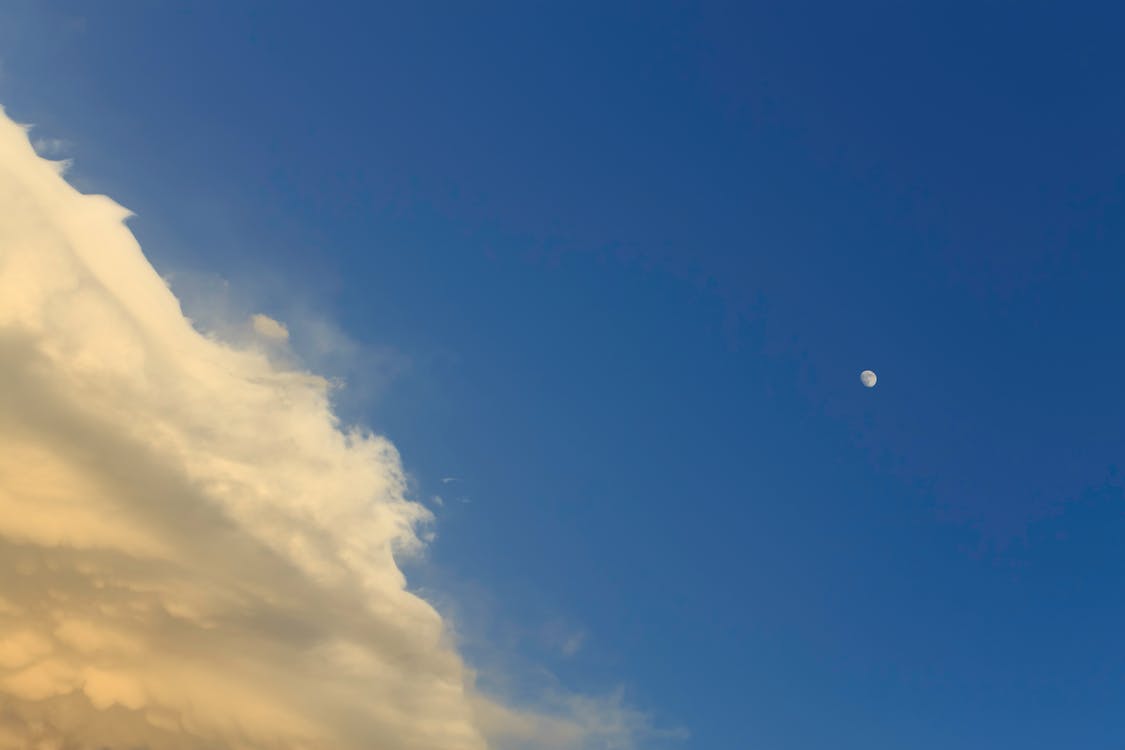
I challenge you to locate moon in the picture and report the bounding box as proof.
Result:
[860,370,877,388]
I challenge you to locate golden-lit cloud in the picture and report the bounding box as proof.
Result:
[250,313,289,341]
[0,107,670,749]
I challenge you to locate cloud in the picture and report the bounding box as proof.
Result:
[556,630,587,658]
[30,136,72,158]
[475,688,688,750]
[165,269,411,419]
[250,312,289,341]
[0,106,482,749]
[0,106,676,750]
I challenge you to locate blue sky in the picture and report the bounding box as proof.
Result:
[3,2,1125,747]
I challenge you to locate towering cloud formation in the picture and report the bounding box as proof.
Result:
[0,108,669,750]
[0,107,486,749]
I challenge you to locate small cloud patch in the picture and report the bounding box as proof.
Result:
[251,313,289,341]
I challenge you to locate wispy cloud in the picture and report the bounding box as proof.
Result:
[0,107,673,749]
[30,135,72,158]
[251,312,289,341]
[164,269,412,420]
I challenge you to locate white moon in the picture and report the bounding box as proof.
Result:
[860,370,877,388]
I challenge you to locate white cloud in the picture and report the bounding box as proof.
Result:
[250,312,289,341]
[0,106,674,750]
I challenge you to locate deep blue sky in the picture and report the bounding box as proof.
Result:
[5,2,1125,747]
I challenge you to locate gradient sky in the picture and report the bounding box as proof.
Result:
[3,2,1125,748]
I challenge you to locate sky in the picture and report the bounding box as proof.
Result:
[2,2,1125,748]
